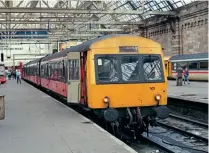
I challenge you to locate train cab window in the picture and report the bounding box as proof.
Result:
[200,61,208,69]
[69,59,79,80]
[96,57,119,82]
[188,62,198,70]
[121,56,140,81]
[142,56,163,81]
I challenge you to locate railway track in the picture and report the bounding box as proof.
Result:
[168,113,208,128]
[141,113,208,153]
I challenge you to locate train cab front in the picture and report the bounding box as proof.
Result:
[88,53,169,137]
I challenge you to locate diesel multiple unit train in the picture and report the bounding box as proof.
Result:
[22,34,169,139]
[164,53,208,81]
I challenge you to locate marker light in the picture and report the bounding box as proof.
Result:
[103,97,110,103]
[155,95,161,101]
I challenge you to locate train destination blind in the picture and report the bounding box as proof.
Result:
[119,46,138,52]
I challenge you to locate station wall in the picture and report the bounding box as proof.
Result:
[1,43,52,67]
[131,1,208,56]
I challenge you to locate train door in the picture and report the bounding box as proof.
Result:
[67,52,80,103]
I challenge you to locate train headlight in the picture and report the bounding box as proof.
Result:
[155,95,161,101]
[103,97,110,103]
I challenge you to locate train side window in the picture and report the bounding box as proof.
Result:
[188,62,198,70]
[41,64,44,77]
[69,59,79,80]
[48,63,51,78]
[55,62,58,80]
[60,61,63,78]
[63,61,66,78]
[200,61,208,69]
[121,56,140,81]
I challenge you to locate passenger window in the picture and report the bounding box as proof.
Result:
[96,57,118,82]
[200,61,208,69]
[121,56,139,81]
[69,60,79,80]
[188,62,197,69]
[143,56,163,81]
[41,65,44,77]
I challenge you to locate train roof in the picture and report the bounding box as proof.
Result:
[42,34,153,62]
[169,53,208,61]
[24,54,50,66]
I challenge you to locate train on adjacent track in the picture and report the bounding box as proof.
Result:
[164,53,208,81]
[0,63,7,84]
[22,34,169,139]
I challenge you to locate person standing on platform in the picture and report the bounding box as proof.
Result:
[13,70,16,80]
[176,65,183,86]
[183,67,190,85]
[16,70,21,84]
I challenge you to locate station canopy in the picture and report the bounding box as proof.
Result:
[0,0,194,44]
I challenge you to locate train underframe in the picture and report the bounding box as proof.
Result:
[93,106,169,140]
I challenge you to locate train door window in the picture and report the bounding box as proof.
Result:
[165,63,167,69]
[199,61,208,69]
[69,59,79,80]
[121,56,140,81]
[142,56,163,81]
[188,62,198,70]
[96,57,118,82]
[172,63,176,70]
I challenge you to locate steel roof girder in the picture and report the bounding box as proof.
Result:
[0,7,176,15]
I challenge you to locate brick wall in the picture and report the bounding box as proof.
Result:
[131,1,208,56]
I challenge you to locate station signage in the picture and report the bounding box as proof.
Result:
[0,30,48,39]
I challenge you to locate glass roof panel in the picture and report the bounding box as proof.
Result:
[0,0,195,33]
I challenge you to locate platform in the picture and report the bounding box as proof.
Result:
[168,80,208,103]
[0,80,136,153]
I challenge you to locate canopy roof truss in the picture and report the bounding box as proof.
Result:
[0,0,194,43]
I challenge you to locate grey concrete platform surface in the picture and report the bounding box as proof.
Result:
[168,80,208,103]
[0,80,137,153]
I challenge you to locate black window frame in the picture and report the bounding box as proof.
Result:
[94,54,165,85]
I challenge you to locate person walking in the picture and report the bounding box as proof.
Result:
[183,67,190,85]
[16,70,21,84]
